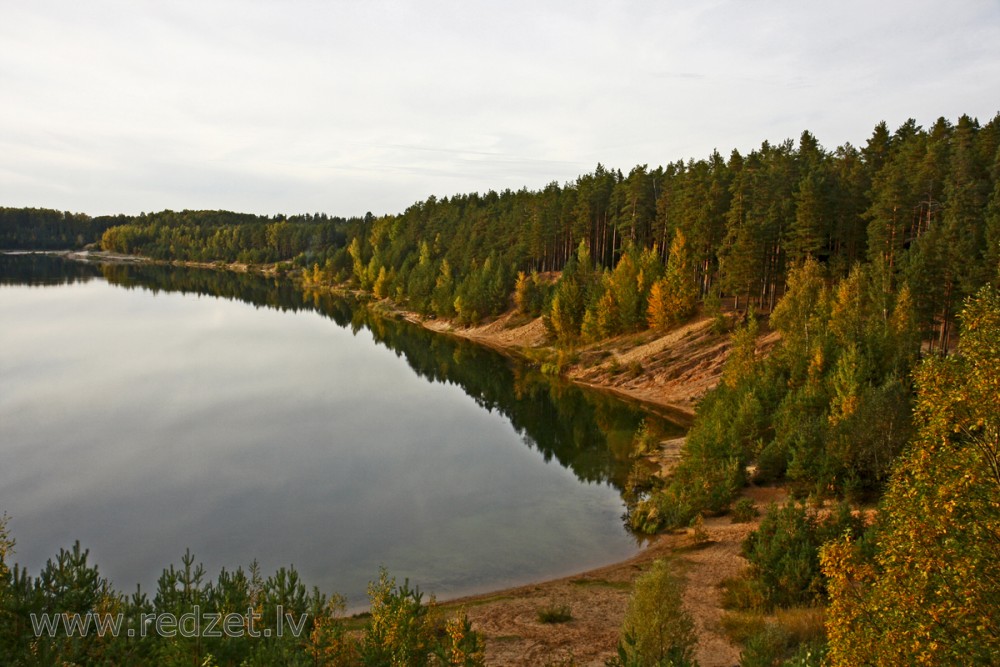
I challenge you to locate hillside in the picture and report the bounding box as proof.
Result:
[418,307,780,423]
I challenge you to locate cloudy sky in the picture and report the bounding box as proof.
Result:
[2,0,998,218]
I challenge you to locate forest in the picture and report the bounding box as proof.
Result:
[90,116,994,347]
[2,113,999,664]
[0,208,124,250]
[7,114,994,355]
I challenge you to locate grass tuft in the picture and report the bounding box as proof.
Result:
[537,604,573,624]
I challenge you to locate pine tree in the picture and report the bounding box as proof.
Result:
[590,274,620,340]
[373,266,390,298]
[636,244,664,299]
[546,242,598,342]
[985,200,1000,283]
[347,237,367,287]
[865,123,924,276]
[787,168,828,263]
[614,560,697,665]
[720,150,770,308]
[828,142,869,274]
[432,260,455,317]
[722,312,760,389]
[862,120,891,175]
[609,247,643,332]
[548,279,583,343]
[513,271,536,315]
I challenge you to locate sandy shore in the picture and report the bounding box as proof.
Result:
[436,485,786,666]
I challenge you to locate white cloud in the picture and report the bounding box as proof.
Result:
[1,0,998,217]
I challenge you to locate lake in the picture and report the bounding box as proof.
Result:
[0,253,681,607]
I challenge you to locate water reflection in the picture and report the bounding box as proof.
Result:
[0,253,683,603]
[5,253,683,491]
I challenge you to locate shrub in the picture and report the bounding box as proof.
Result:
[689,514,709,545]
[730,498,759,523]
[740,622,791,667]
[738,502,863,610]
[628,487,695,534]
[610,560,697,667]
[733,608,826,667]
[721,578,766,613]
[360,568,485,666]
[434,614,486,666]
[0,522,485,666]
[632,419,660,457]
[537,604,573,624]
[361,569,435,665]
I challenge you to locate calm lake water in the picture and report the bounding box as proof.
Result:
[0,253,681,606]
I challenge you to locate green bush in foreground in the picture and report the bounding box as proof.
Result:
[609,559,697,667]
[730,498,759,523]
[736,501,864,611]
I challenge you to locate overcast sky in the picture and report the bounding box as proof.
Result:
[2,0,998,218]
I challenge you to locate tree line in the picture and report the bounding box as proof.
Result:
[315,114,999,353]
[99,209,358,265]
[3,115,997,351]
[3,114,989,352]
[0,207,124,250]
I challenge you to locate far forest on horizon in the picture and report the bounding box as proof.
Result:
[1,113,998,356]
